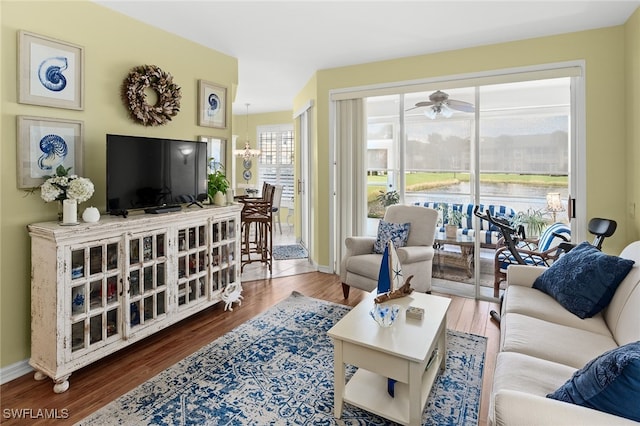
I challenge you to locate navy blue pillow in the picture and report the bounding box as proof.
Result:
[532,241,634,318]
[547,341,640,422]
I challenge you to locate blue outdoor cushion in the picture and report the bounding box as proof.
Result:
[532,241,635,318]
[373,220,410,254]
[547,341,640,422]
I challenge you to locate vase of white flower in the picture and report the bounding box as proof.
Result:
[40,166,94,223]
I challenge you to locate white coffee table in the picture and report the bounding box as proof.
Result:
[327,291,450,426]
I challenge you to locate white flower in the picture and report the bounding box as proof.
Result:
[40,180,63,202]
[67,178,94,203]
[39,168,94,204]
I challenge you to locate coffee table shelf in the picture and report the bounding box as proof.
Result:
[343,348,443,425]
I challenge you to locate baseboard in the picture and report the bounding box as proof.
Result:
[316,264,332,274]
[1,359,33,385]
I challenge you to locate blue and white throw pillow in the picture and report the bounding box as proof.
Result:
[532,241,635,318]
[373,220,410,254]
[547,341,640,422]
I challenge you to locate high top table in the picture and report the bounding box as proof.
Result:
[328,291,451,425]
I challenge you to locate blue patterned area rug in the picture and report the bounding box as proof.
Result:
[78,292,486,426]
[272,244,308,260]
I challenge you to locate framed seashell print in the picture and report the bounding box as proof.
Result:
[18,31,84,110]
[16,116,84,189]
[198,80,226,129]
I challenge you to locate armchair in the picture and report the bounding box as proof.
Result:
[493,222,571,297]
[340,205,438,298]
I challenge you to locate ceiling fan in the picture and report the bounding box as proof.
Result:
[406,90,475,119]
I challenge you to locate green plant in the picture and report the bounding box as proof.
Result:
[207,158,229,198]
[376,189,399,207]
[447,208,467,227]
[512,208,548,238]
[435,204,466,227]
[208,171,229,197]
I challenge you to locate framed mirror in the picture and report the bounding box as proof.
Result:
[199,136,226,171]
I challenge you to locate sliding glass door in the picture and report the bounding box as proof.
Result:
[363,78,571,299]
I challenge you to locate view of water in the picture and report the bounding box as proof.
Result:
[406,181,569,215]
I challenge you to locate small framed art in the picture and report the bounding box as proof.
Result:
[18,31,84,110]
[198,80,226,129]
[17,116,84,188]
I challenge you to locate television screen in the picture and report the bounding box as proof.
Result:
[106,134,208,212]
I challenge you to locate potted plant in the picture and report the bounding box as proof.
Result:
[512,208,548,239]
[207,159,230,206]
[445,207,467,238]
[437,204,466,238]
[376,189,399,208]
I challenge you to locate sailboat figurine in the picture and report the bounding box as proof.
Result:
[374,240,414,304]
[373,240,415,398]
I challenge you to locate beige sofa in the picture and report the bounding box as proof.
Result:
[489,240,640,426]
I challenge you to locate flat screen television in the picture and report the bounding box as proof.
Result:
[106,134,208,212]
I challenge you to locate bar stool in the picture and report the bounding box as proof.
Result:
[239,183,274,273]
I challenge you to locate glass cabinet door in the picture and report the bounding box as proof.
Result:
[210,217,239,299]
[176,223,209,310]
[125,231,168,335]
[68,238,121,357]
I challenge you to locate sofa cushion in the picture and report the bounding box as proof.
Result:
[493,352,577,398]
[500,313,618,369]
[503,285,612,336]
[547,341,640,422]
[532,242,635,318]
[373,220,410,254]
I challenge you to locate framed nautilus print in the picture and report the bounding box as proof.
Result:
[17,116,84,188]
[198,80,226,129]
[18,31,84,110]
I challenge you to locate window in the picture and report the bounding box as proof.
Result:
[367,79,570,218]
[257,125,295,204]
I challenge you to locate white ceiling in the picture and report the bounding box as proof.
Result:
[95,1,640,115]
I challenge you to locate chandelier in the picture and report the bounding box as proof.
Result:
[234,103,261,160]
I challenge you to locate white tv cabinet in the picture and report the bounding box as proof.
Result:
[27,204,242,393]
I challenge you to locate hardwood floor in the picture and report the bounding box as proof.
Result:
[0,272,500,425]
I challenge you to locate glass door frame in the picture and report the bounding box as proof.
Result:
[331,62,586,302]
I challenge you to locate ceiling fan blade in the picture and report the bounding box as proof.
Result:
[405,100,435,111]
[447,99,475,112]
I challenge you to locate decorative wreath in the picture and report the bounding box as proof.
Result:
[121,65,182,126]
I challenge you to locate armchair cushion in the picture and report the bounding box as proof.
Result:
[547,341,640,422]
[373,220,410,254]
[532,242,635,318]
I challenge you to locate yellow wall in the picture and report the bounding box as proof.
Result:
[1,1,237,367]
[306,25,635,267]
[626,8,640,242]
